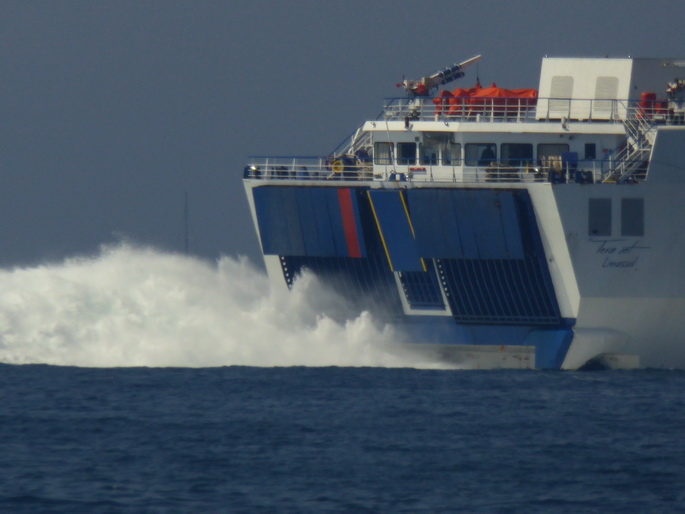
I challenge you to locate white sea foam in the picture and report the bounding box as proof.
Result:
[0,244,446,368]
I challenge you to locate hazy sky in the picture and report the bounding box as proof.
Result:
[3,0,685,267]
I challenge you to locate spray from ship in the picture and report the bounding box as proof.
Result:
[0,244,452,369]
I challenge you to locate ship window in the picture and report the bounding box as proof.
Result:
[419,144,437,165]
[373,142,392,164]
[398,142,416,165]
[420,133,449,165]
[585,143,597,160]
[465,143,496,166]
[589,198,612,236]
[538,144,569,174]
[444,143,461,165]
[501,143,533,166]
[538,143,569,160]
[621,198,644,237]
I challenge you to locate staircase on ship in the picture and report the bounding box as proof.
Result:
[604,111,658,183]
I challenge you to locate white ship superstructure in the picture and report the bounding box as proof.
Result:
[243,56,685,369]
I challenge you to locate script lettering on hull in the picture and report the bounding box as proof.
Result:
[591,239,650,269]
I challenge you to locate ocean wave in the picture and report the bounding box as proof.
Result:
[0,244,443,368]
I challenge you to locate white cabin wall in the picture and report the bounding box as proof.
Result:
[369,127,623,183]
[537,58,633,120]
[538,58,633,100]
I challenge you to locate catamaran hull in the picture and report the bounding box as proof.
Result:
[244,139,685,370]
[241,53,685,369]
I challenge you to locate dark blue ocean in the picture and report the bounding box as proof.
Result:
[1,365,684,513]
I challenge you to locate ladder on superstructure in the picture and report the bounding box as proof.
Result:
[604,113,657,183]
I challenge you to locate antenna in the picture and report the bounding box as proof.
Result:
[184,191,189,254]
[398,55,482,96]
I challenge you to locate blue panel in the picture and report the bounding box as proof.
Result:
[451,190,480,258]
[409,190,449,257]
[407,189,525,259]
[253,186,367,258]
[408,189,462,258]
[298,189,336,255]
[466,192,502,257]
[253,187,305,255]
[324,189,348,256]
[368,190,424,272]
[281,188,307,255]
[497,194,525,259]
[453,190,524,259]
[440,190,468,257]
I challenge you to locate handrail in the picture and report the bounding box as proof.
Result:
[244,99,681,185]
[384,96,542,123]
[380,96,685,124]
[601,104,660,183]
[244,157,606,185]
[244,156,372,181]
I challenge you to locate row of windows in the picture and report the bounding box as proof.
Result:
[374,141,598,166]
[588,198,644,237]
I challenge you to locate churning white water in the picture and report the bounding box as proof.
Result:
[0,244,444,368]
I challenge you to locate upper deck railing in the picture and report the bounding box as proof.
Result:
[385,95,542,123]
[243,156,606,184]
[381,96,677,124]
[243,97,683,185]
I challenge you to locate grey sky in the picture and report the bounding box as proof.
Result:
[2,0,684,267]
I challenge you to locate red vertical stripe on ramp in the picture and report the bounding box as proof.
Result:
[338,188,362,258]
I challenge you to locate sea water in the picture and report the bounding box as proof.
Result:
[0,246,684,512]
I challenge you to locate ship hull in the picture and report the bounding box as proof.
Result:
[244,147,685,370]
[241,55,685,369]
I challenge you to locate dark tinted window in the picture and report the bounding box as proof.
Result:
[621,198,644,236]
[465,143,496,166]
[585,143,596,160]
[501,143,533,166]
[589,198,611,236]
[398,142,416,165]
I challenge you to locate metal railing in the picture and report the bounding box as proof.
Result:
[373,159,606,184]
[600,103,676,182]
[244,156,373,181]
[386,96,542,123]
[243,99,684,185]
[244,157,609,184]
[381,96,685,124]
